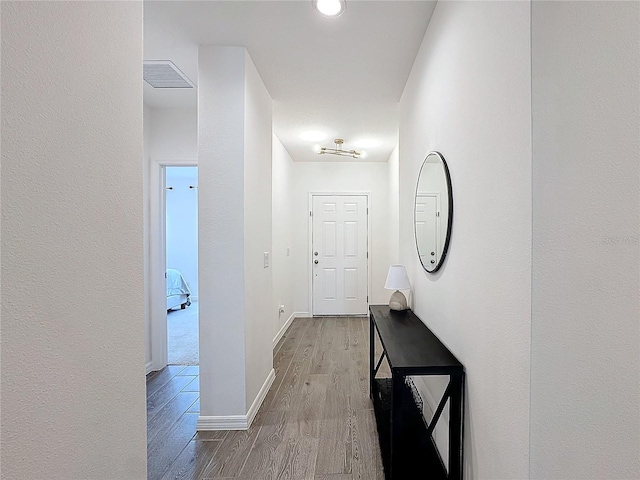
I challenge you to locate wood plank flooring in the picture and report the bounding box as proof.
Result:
[146,316,385,480]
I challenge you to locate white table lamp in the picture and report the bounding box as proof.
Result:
[384,265,411,311]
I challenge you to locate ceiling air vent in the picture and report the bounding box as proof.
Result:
[143,60,195,88]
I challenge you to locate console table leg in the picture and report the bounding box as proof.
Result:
[390,370,403,480]
[369,316,374,398]
[448,372,464,480]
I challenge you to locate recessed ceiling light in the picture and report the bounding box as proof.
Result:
[313,0,345,17]
[300,130,328,142]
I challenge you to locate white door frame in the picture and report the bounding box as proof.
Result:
[308,191,372,316]
[149,158,197,372]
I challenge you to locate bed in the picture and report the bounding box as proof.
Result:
[166,268,192,311]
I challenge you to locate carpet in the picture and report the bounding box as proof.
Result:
[167,300,199,365]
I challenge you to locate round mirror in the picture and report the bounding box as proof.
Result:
[414,151,453,273]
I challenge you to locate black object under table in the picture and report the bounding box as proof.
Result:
[369,305,465,480]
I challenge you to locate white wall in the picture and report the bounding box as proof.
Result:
[243,52,274,410]
[399,2,532,478]
[198,46,273,420]
[144,104,152,368]
[272,135,296,341]
[288,161,393,314]
[388,145,400,265]
[149,107,197,160]
[166,167,199,298]
[199,46,247,417]
[1,2,146,478]
[530,2,640,478]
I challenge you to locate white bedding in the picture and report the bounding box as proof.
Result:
[167,268,192,296]
[167,293,189,311]
[166,269,191,310]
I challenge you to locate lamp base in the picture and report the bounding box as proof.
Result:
[389,290,408,311]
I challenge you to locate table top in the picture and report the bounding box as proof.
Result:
[370,305,463,374]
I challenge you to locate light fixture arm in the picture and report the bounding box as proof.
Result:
[317,138,361,158]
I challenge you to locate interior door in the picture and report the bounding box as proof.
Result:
[312,195,368,315]
[415,194,439,268]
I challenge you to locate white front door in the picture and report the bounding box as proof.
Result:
[312,195,368,315]
[415,194,439,268]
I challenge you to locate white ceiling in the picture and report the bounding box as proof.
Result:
[144,1,437,162]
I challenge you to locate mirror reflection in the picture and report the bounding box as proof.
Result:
[414,151,453,273]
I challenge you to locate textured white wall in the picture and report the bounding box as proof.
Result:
[272,135,296,337]
[1,2,146,479]
[289,162,393,313]
[399,2,531,478]
[198,46,273,418]
[198,46,248,416]
[243,52,274,409]
[530,2,640,478]
[149,107,197,160]
[388,145,400,265]
[144,104,152,367]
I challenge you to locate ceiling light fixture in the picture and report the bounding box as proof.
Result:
[318,138,360,159]
[312,0,346,17]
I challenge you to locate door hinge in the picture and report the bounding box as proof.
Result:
[367,252,369,259]
[310,210,312,217]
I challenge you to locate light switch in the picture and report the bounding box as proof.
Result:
[263,252,269,268]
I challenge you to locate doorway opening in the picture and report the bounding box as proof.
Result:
[165,166,199,365]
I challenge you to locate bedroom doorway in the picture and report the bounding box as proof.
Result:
[165,166,199,365]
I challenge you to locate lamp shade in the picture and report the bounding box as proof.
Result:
[384,265,411,290]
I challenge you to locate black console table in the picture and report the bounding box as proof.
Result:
[369,305,465,480]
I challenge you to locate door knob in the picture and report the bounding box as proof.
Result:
[314,251,319,256]
[431,252,435,256]
[314,260,319,264]
[430,260,435,264]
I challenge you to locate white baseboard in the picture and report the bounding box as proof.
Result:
[273,313,296,349]
[246,368,275,427]
[197,414,248,430]
[145,361,153,375]
[272,312,312,349]
[197,368,275,431]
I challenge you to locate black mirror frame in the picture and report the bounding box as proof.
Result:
[414,151,453,273]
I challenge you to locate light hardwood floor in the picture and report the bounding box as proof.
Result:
[146,316,386,480]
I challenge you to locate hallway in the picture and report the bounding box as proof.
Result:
[146,316,384,479]
[167,300,199,365]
